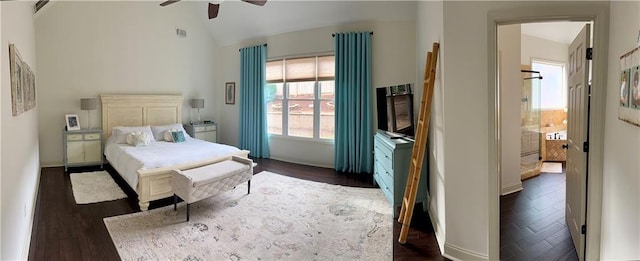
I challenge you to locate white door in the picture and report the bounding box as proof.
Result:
[566,23,590,261]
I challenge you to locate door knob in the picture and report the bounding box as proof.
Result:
[562,144,569,149]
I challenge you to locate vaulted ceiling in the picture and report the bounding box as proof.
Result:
[180,0,418,46]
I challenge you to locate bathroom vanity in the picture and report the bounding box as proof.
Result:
[541,130,567,162]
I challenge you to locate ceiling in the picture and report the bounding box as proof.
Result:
[180,0,417,46]
[520,21,589,44]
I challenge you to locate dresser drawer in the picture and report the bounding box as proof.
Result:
[374,161,394,191]
[84,133,100,140]
[374,171,393,200]
[374,144,393,171]
[204,125,216,131]
[66,134,83,141]
[194,126,205,132]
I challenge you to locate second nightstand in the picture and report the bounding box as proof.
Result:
[63,129,103,171]
[184,122,217,143]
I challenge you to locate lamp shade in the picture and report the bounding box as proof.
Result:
[191,99,205,109]
[81,98,97,110]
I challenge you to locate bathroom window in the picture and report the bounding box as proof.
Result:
[531,59,567,110]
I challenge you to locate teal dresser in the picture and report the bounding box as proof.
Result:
[373,131,428,217]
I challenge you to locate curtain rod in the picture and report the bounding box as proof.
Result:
[239,43,267,52]
[332,32,374,37]
[521,69,540,74]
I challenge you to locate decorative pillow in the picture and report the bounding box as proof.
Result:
[170,130,186,143]
[112,126,156,144]
[163,129,178,142]
[126,131,151,147]
[151,124,191,140]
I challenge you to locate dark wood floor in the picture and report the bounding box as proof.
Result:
[28,158,446,260]
[500,165,579,261]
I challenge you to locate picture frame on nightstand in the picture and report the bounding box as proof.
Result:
[65,114,80,131]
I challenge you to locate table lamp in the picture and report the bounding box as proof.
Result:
[191,99,204,124]
[81,98,97,129]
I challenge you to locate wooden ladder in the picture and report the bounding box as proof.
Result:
[398,42,440,244]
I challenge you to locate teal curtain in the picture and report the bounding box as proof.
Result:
[334,32,373,173]
[239,44,270,158]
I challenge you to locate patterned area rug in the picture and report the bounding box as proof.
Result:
[104,171,392,260]
[70,171,127,204]
[540,162,563,173]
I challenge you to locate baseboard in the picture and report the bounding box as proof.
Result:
[501,182,523,195]
[40,163,63,168]
[268,156,333,169]
[443,242,488,261]
[428,198,446,253]
[22,165,42,260]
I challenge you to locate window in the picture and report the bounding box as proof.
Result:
[531,60,567,110]
[266,56,335,139]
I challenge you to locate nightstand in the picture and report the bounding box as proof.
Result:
[63,129,103,171]
[184,122,217,143]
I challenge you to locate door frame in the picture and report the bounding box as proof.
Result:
[487,4,609,260]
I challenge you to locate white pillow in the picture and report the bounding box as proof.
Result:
[126,131,151,147]
[151,124,191,140]
[163,129,178,142]
[112,126,156,144]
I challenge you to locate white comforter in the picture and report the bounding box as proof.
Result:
[104,137,242,191]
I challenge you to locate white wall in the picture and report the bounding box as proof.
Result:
[35,1,219,166]
[498,24,523,195]
[601,1,640,259]
[441,2,492,257]
[1,1,40,259]
[217,21,416,167]
[416,0,446,253]
[521,34,569,65]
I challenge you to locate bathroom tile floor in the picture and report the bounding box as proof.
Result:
[501,166,579,261]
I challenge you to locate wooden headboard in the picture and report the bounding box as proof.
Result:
[100,94,184,138]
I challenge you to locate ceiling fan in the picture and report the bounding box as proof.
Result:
[159,0,267,19]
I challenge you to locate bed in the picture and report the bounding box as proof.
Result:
[100,94,249,211]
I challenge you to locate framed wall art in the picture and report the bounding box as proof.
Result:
[225,82,235,105]
[9,44,25,116]
[8,43,36,116]
[619,46,640,126]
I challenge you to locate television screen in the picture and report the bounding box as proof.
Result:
[393,95,412,131]
[376,84,415,137]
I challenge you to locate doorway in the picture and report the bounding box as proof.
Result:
[498,21,589,260]
[488,5,608,261]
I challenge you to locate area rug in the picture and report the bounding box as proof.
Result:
[104,171,392,260]
[540,162,563,173]
[70,171,127,204]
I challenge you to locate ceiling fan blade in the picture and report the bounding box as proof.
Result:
[242,0,267,6]
[159,0,180,7]
[208,3,220,19]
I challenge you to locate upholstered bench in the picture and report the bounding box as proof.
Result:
[171,156,253,221]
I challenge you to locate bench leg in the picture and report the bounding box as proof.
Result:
[248,180,251,194]
[173,194,177,211]
[187,203,190,222]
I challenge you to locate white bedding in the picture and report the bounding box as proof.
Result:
[104,137,242,191]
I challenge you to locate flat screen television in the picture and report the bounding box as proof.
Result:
[376,84,415,137]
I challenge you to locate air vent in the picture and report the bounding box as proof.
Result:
[34,0,49,14]
[176,28,187,38]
